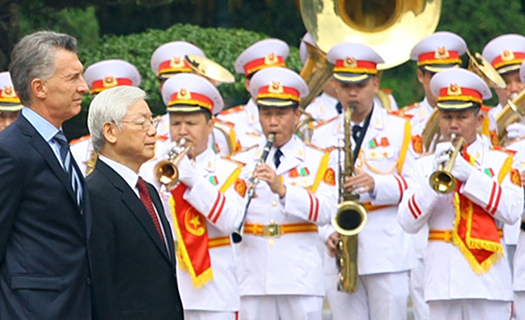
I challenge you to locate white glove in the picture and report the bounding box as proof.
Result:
[177,155,198,188]
[433,142,453,171]
[506,122,525,140]
[450,153,473,182]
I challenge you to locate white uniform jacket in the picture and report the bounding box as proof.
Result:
[216,99,265,150]
[141,148,245,312]
[514,216,525,292]
[398,138,523,301]
[231,135,338,296]
[304,92,339,122]
[311,105,416,275]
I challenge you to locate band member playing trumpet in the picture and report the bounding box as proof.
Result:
[401,31,468,320]
[231,67,337,320]
[140,73,246,320]
[310,42,415,320]
[398,68,523,320]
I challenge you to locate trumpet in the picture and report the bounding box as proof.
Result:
[232,133,276,243]
[429,134,466,194]
[154,138,193,190]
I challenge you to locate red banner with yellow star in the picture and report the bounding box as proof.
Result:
[169,184,213,288]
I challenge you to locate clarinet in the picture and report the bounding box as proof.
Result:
[231,133,276,243]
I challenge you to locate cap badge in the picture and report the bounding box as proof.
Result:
[501,49,515,61]
[447,83,462,96]
[170,56,185,68]
[435,47,450,59]
[268,81,283,94]
[265,52,278,65]
[0,86,16,99]
[178,88,192,100]
[103,75,117,88]
[343,56,357,68]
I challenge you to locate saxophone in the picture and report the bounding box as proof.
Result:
[332,104,368,293]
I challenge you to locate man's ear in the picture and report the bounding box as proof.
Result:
[31,78,47,100]
[102,122,118,145]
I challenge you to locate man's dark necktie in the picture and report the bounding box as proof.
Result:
[137,177,166,244]
[274,148,283,169]
[352,125,362,143]
[53,131,82,208]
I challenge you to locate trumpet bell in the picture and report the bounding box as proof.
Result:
[185,54,235,86]
[300,0,442,69]
[154,160,180,189]
[467,50,506,89]
[496,89,525,143]
[429,170,457,194]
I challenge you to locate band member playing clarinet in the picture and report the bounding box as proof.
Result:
[397,68,523,320]
[140,73,246,320]
[231,67,337,320]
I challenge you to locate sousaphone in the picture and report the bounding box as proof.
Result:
[300,0,442,70]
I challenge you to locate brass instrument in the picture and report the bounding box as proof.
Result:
[467,50,506,89]
[85,150,98,176]
[332,104,367,293]
[300,0,442,70]
[185,54,235,86]
[232,133,276,243]
[154,138,193,190]
[495,89,525,144]
[429,134,466,194]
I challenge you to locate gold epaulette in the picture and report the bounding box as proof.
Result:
[214,118,235,127]
[305,142,334,153]
[490,145,517,155]
[70,135,91,145]
[400,102,420,111]
[504,136,525,147]
[380,88,393,95]
[221,156,246,166]
[314,114,339,128]
[480,104,491,114]
[229,143,259,157]
[389,109,414,120]
[219,105,244,115]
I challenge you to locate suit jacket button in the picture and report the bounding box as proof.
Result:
[86,277,91,285]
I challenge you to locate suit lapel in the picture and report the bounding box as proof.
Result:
[361,105,385,152]
[17,116,79,208]
[149,183,175,265]
[96,161,171,262]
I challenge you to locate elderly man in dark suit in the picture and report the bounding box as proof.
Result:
[0,31,92,320]
[86,85,184,320]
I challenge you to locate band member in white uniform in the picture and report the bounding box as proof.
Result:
[231,67,337,320]
[398,68,523,320]
[140,73,246,320]
[217,39,289,150]
[310,42,416,320]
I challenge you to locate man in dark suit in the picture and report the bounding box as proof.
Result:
[86,85,184,320]
[0,31,92,319]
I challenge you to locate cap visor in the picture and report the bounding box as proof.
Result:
[436,101,477,110]
[421,64,459,73]
[333,73,372,84]
[257,98,298,108]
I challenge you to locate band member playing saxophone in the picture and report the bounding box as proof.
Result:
[398,68,523,320]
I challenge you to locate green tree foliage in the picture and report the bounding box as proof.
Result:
[382,0,525,108]
[65,23,302,139]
